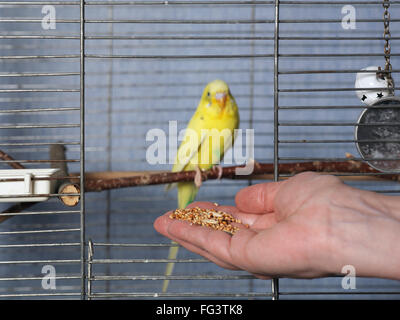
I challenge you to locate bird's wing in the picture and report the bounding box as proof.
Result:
[165,120,207,192]
[171,129,208,173]
[196,127,235,168]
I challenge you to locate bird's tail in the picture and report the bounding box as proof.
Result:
[162,182,198,293]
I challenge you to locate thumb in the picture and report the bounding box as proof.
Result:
[235,181,284,214]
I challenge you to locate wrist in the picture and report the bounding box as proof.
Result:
[328,187,400,280]
[377,193,400,221]
[359,191,400,280]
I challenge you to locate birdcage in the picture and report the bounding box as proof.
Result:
[0,0,400,300]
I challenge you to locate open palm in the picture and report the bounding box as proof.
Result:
[154,172,400,280]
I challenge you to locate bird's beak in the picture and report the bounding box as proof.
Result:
[214,92,227,109]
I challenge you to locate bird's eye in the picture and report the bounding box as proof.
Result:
[207,92,210,97]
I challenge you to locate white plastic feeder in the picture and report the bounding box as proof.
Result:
[0,168,60,202]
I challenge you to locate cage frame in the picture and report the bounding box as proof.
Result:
[0,0,399,300]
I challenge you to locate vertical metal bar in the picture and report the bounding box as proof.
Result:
[87,240,94,300]
[80,0,86,300]
[248,1,256,293]
[105,4,114,295]
[272,0,280,301]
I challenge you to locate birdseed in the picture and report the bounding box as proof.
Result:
[169,206,249,235]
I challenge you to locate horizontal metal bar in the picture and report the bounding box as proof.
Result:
[278,105,389,110]
[86,35,274,40]
[279,69,400,75]
[0,228,80,235]
[85,54,273,59]
[276,172,397,178]
[279,37,400,41]
[0,107,80,114]
[0,89,79,93]
[279,122,400,127]
[93,243,178,247]
[1,0,399,5]
[0,276,80,281]
[0,293,81,298]
[90,258,209,264]
[279,291,400,295]
[87,0,275,4]
[0,55,79,60]
[279,87,398,93]
[2,18,399,24]
[0,19,78,23]
[279,19,400,23]
[0,193,81,199]
[0,35,79,39]
[0,259,80,265]
[80,53,400,59]
[84,80,271,90]
[0,159,79,164]
[0,34,272,41]
[0,1,79,5]
[0,243,80,248]
[279,0,400,4]
[278,157,400,162]
[0,73,80,77]
[0,211,80,217]
[87,18,400,24]
[279,53,400,58]
[0,142,80,147]
[279,139,400,144]
[0,0,275,5]
[90,19,273,24]
[90,275,256,281]
[88,292,273,298]
[0,124,80,129]
[0,18,274,24]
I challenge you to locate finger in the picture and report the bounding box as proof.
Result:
[235,181,283,214]
[168,235,239,270]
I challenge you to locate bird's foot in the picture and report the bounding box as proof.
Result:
[194,166,203,188]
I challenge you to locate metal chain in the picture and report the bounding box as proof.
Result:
[383,0,395,94]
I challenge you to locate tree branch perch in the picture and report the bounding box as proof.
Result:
[78,160,400,192]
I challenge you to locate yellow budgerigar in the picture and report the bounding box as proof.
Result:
[162,79,240,293]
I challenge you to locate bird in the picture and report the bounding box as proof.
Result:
[162,79,240,293]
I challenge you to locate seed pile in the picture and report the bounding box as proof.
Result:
[169,207,248,235]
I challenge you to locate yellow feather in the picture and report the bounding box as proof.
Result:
[162,79,239,293]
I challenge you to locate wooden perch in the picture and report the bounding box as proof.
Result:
[50,144,80,207]
[76,160,400,192]
[0,149,25,169]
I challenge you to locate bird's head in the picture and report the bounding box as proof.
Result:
[201,79,235,116]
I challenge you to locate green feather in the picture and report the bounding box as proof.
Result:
[162,182,198,293]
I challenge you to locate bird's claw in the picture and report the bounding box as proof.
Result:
[194,166,202,188]
[213,165,223,180]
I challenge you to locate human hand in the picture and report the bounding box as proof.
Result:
[154,172,400,280]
